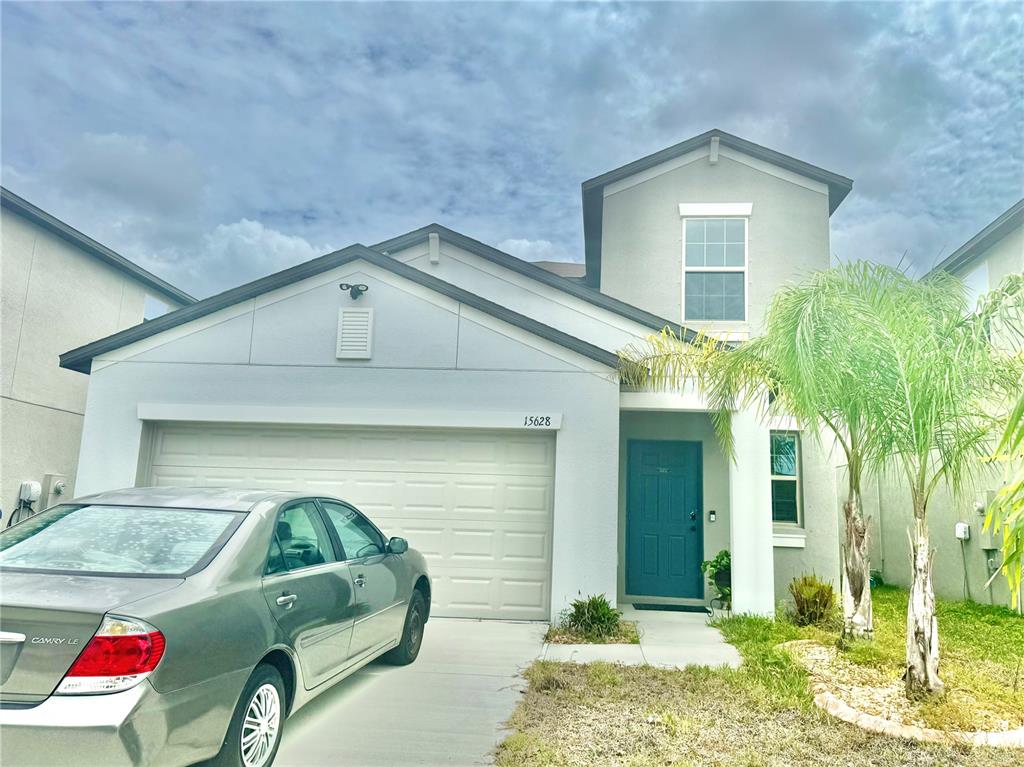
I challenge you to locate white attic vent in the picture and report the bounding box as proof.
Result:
[336,308,374,359]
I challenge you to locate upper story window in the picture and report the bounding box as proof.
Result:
[683,218,746,322]
[770,431,802,525]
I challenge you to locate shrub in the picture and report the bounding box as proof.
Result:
[565,593,622,639]
[788,574,835,626]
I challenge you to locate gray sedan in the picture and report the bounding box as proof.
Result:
[0,487,431,767]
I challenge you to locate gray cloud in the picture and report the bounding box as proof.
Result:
[1,1,1021,297]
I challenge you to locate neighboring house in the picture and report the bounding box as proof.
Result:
[859,199,1024,610]
[59,129,853,620]
[1,187,195,517]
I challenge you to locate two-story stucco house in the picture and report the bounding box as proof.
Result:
[1,188,195,517]
[59,129,854,620]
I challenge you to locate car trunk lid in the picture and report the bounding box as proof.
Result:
[0,572,182,702]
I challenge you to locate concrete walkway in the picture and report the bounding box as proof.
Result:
[277,618,545,767]
[541,606,741,669]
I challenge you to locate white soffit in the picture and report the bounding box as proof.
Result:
[678,203,753,217]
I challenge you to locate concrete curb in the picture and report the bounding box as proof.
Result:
[781,641,1024,749]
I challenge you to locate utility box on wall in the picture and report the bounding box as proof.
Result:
[40,474,71,509]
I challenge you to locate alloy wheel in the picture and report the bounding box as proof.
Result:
[241,682,281,767]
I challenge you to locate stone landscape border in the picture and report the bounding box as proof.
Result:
[781,640,1024,749]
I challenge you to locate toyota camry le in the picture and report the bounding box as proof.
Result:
[0,487,431,767]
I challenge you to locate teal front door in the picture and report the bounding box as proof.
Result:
[626,440,704,599]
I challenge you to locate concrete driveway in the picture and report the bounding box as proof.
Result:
[276,619,545,767]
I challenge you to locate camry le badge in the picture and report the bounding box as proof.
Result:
[30,637,80,645]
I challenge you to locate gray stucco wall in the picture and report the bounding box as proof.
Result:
[74,261,622,620]
[0,207,181,513]
[772,435,841,606]
[857,464,1017,611]
[598,153,831,334]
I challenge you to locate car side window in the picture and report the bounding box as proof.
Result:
[267,501,336,573]
[320,501,385,560]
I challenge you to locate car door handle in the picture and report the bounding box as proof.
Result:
[276,594,298,607]
[354,574,366,588]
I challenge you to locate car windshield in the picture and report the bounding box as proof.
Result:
[0,504,241,576]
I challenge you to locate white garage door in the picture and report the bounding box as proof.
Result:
[144,422,554,620]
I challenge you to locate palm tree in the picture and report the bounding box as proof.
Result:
[622,265,1022,700]
[864,270,1020,697]
[985,382,1024,609]
[621,262,908,640]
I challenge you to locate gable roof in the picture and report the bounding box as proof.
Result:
[372,223,695,341]
[59,243,622,374]
[1,186,196,306]
[580,128,854,287]
[928,198,1024,276]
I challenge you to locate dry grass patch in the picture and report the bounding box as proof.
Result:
[544,621,641,645]
[497,661,1018,767]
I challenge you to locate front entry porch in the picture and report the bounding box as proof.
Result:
[618,399,776,616]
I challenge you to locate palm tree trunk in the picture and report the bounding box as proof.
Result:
[841,489,873,639]
[905,517,944,698]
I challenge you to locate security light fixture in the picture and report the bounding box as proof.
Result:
[339,283,369,300]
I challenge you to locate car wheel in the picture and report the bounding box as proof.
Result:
[208,663,286,767]
[383,589,426,665]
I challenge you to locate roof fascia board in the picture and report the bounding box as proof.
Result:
[928,199,1024,276]
[60,244,621,373]
[0,187,196,305]
[581,129,851,213]
[372,224,694,341]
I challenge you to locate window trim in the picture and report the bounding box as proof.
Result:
[681,216,748,323]
[770,431,803,527]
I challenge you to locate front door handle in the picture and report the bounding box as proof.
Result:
[276,594,298,608]
[354,574,366,588]
[689,511,697,521]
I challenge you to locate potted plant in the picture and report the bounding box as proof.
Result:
[700,549,731,608]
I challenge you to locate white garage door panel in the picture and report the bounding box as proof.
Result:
[146,423,554,620]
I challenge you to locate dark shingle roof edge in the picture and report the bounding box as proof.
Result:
[581,128,854,212]
[1,187,197,306]
[371,223,696,342]
[580,128,854,287]
[59,244,623,374]
[928,198,1024,277]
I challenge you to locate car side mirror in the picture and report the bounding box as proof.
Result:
[388,536,408,555]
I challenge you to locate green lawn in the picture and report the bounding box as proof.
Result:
[715,585,1024,731]
[495,587,1023,767]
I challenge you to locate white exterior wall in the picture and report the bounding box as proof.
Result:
[74,259,621,620]
[0,207,183,512]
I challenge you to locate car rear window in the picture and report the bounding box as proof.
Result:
[0,504,242,577]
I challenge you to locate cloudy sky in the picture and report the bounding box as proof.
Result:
[2,1,1021,298]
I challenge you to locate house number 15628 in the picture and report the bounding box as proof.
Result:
[523,415,551,427]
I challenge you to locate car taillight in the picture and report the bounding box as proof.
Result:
[55,616,166,695]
